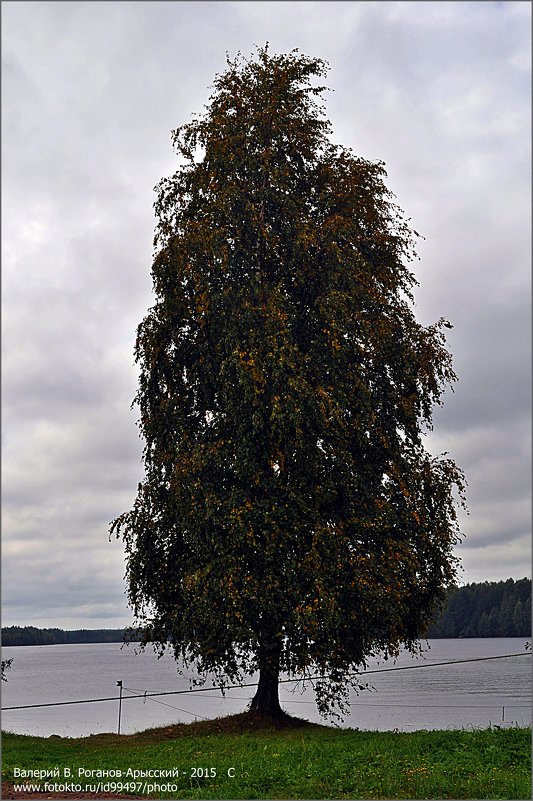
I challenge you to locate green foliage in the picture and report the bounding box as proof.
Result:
[428,578,532,638]
[1,658,13,682]
[2,723,530,799]
[110,45,466,717]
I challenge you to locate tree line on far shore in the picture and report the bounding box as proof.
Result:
[2,578,530,646]
[428,577,531,638]
[1,627,140,647]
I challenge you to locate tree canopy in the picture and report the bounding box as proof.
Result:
[110,46,466,719]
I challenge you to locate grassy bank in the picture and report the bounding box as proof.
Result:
[2,714,531,799]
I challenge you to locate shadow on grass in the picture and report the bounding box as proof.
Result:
[81,710,330,746]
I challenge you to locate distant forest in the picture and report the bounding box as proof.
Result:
[2,579,530,646]
[428,577,531,638]
[1,627,138,647]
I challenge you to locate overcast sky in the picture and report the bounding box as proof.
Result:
[2,1,531,629]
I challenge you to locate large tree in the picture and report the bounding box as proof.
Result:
[110,46,466,719]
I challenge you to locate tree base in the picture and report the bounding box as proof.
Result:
[244,707,300,728]
[247,703,287,720]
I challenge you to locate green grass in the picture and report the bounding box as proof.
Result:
[2,713,531,799]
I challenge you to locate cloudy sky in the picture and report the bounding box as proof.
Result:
[2,1,531,629]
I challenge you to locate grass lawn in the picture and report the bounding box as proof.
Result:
[2,713,531,799]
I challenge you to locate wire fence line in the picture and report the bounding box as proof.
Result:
[120,684,210,722]
[114,683,533,710]
[2,651,530,712]
[115,682,531,728]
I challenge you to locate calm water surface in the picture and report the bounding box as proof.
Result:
[1,638,530,737]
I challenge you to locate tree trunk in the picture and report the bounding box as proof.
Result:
[249,637,284,717]
[249,664,283,717]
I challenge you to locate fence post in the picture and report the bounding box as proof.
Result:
[117,681,123,734]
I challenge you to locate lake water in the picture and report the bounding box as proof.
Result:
[1,638,530,737]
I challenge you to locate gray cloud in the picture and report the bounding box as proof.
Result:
[2,1,530,627]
